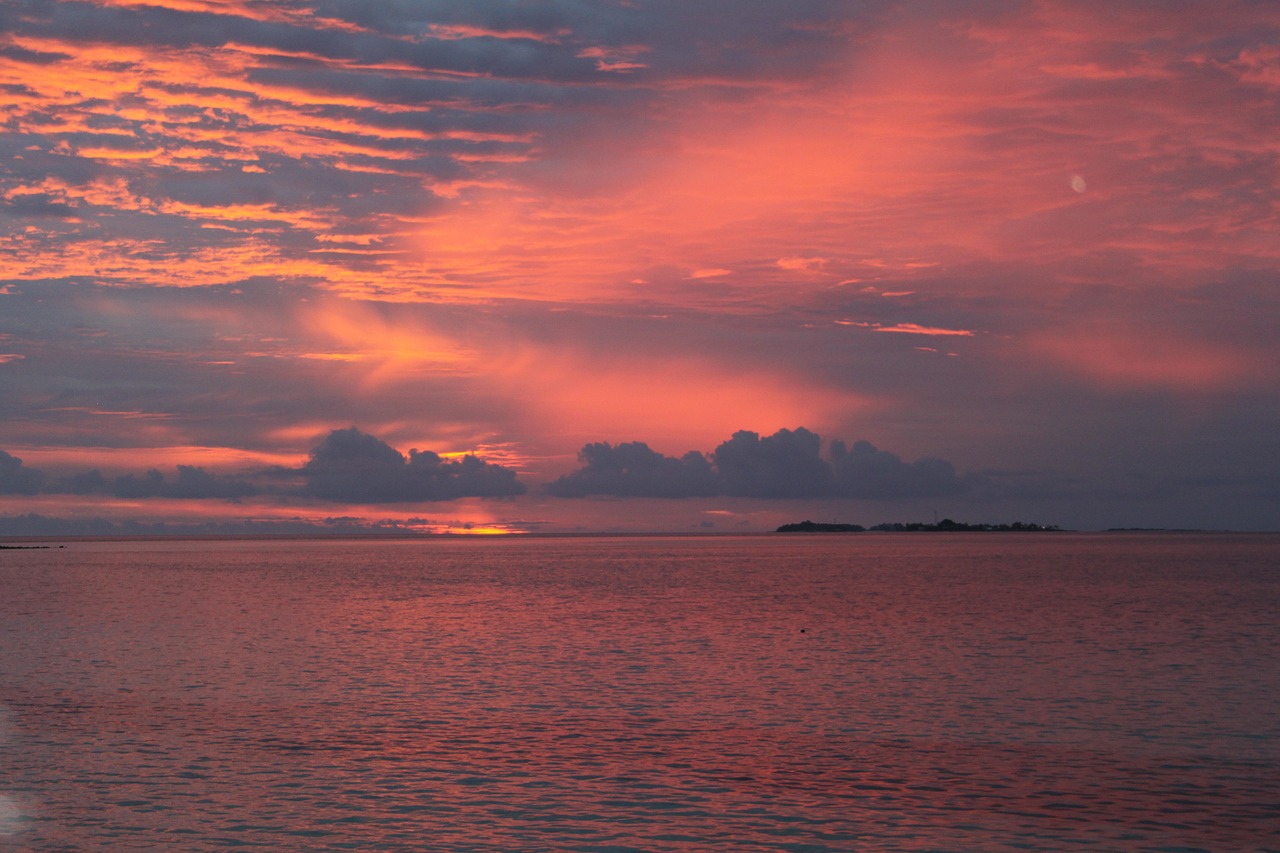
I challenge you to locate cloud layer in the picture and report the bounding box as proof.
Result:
[550,428,968,500]
[301,427,525,502]
[1,425,971,507]
[0,427,524,505]
[0,450,43,495]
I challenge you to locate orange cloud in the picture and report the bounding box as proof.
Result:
[6,1,1278,314]
[11,443,299,474]
[835,320,975,337]
[476,44,1254,311]
[876,324,974,337]
[399,27,1035,304]
[297,299,473,388]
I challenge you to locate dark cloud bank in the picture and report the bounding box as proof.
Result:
[549,428,970,500]
[0,450,44,495]
[0,427,967,506]
[301,427,525,502]
[0,451,259,501]
[60,466,259,500]
[0,427,525,504]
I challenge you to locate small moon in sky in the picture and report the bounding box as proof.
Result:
[1071,175,1087,193]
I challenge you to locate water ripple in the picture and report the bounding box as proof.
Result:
[1,534,1278,850]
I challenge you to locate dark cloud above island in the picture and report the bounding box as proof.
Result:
[547,441,717,498]
[829,439,965,500]
[714,428,832,499]
[549,428,969,500]
[0,450,44,495]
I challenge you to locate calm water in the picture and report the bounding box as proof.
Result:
[1,533,1278,851]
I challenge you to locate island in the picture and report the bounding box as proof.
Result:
[777,518,1059,533]
[776,521,866,533]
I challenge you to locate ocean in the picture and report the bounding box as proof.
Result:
[1,533,1278,851]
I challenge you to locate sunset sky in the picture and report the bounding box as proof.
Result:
[1,0,1278,534]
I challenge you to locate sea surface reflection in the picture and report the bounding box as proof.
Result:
[1,534,1278,850]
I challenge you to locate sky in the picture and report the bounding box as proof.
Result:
[1,0,1278,534]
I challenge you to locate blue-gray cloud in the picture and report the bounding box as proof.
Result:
[828,439,965,499]
[547,441,717,498]
[0,450,44,495]
[0,428,523,504]
[549,428,969,500]
[714,428,832,498]
[0,512,477,538]
[302,427,524,502]
[57,466,259,500]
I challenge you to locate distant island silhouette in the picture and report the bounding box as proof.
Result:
[777,521,866,533]
[777,518,1059,533]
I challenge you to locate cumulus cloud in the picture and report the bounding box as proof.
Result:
[0,450,44,495]
[0,430,523,505]
[301,427,524,503]
[713,428,830,498]
[549,428,970,501]
[547,441,717,498]
[829,440,966,499]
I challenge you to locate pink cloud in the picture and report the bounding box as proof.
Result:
[875,324,975,337]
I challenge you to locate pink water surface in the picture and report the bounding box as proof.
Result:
[2,533,1278,850]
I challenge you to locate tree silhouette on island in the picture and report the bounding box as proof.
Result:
[777,519,1060,533]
